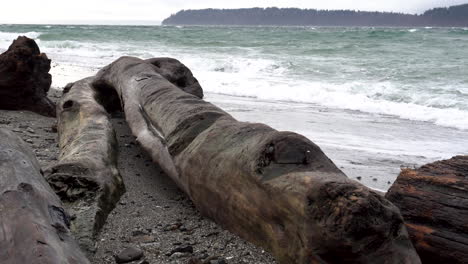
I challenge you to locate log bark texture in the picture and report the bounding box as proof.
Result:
[145,57,203,99]
[0,36,55,117]
[44,78,125,255]
[0,128,90,264]
[386,156,468,264]
[93,56,421,264]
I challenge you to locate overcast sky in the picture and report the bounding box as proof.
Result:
[1,0,467,24]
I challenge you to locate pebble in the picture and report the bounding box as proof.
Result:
[130,234,156,244]
[188,258,203,264]
[168,244,193,256]
[164,222,182,231]
[115,246,144,263]
[170,252,191,259]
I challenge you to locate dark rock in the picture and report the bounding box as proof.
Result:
[130,234,156,244]
[115,247,144,263]
[170,252,191,259]
[164,222,183,231]
[386,155,468,264]
[188,258,203,264]
[132,230,148,236]
[0,36,55,116]
[210,259,227,264]
[168,245,193,256]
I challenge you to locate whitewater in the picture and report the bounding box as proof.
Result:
[1,24,467,191]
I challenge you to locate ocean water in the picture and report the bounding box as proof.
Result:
[1,24,467,191]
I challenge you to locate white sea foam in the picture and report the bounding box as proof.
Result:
[1,27,466,131]
[408,29,418,33]
[178,55,468,130]
[0,31,42,41]
[42,46,468,130]
[202,76,468,129]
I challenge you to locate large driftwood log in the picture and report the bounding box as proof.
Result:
[0,36,55,117]
[145,57,203,99]
[0,128,89,264]
[93,57,420,264]
[386,156,468,264]
[44,78,125,255]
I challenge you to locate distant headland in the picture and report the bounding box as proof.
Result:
[162,4,468,27]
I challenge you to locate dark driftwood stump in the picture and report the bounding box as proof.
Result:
[0,128,89,264]
[92,56,420,264]
[0,36,55,117]
[386,156,468,264]
[44,78,125,255]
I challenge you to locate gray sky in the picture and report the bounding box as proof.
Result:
[1,0,467,24]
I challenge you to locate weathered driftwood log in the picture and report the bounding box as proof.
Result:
[0,36,55,117]
[386,156,468,264]
[0,128,90,264]
[145,57,203,99]
[44,78,125,255]
[93,57,420,264]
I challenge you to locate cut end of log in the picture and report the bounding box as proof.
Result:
[386,155,468,264]
[305,180,419,263]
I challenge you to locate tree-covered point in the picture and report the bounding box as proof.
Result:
[162,4,468,27]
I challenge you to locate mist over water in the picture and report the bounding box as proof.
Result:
[1,24,466,130]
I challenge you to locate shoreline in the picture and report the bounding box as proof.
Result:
[206,92,468,191]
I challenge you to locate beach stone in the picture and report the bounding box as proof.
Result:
[0,36,55,116]
[168,245,193,256]
[170,252,191,259]
[115,247,144,263]
[130,234,156,244]
[188,258,203,264]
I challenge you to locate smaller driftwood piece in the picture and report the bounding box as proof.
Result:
[45,77,125,255]
[386,155,468,264]
[0,128,90,264]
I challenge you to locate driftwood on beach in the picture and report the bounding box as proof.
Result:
[386,156,468,264]
[0,36,55,117]
[0,128,89,264]
[91,56,421,264]
[44,78,125,255]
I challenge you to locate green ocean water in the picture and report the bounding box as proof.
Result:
[1,25,467,129]
[1,24,467,190]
